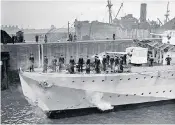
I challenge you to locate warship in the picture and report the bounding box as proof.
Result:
[19,41,175,118]
[18,0,175,118]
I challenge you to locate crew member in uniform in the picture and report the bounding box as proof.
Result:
[110,55,114,71]
[69,56,75,74]
[120,56,123,65]
[59,55,64,71]
[114,56,119,72]
[86,56,91,74]
[43,56,48,73]
[114,56,119,66]
[113,33,115,40]
[94,54,98,69]
[29,53,34,72]
[118,57,123,73]
[149,55,154,67]
[102,55,107,72]
[52,56,57,72]
[123,54,127,65]
[95,56,101,74]
[106,53,110,67]
[78,55,84,73]
[165,55,172,65]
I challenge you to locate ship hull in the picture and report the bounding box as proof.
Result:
[19,66,175,117]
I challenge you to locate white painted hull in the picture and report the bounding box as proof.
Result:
[19,65,175,113]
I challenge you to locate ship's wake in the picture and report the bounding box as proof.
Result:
[85,90,113,111]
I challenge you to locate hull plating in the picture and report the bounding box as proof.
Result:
[19,66,175,111]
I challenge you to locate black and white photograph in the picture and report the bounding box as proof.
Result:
[1,0,175,124]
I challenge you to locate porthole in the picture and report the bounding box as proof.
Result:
[111,80,113,82]
[128,78,130,80]
[72,81,75,83]
[92,80,95,82]
[102,80,104,82]
[163,91,165,93]
[158,76,160,77]
[170,90,172,92]
[110,96,112,98]
[172,74,174,76]
[141,93,144,95]
[149,92,151,94]
[144,77,146,79]
[156,92,158,93]
[82,81,85,82]
[118,95,120,97]
[134,94,136,96]
[126,94,128,96]
[136,78,138,80]
[120,79,122,81]
[151,76,153,78]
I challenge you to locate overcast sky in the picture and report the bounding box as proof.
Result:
[1,0,175,29]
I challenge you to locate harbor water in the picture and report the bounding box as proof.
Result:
[1,84,175,124]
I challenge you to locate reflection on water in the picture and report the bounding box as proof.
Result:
[1,84,175,124]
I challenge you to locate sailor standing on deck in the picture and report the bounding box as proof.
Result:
[43,56,48,73]
[113,33,115,40]
[114,56,119,72]
[123,54,127,65]
[106,53,110,67]
[114,56,119,66]
[52,56,57,72]
[120,56,123,65]
[29,53,34,72]
[149,55,154,67]
[102,55,107,72]
[86,56,91,74]
[165,55,172,65]
[59,55,64,71]
[95,56,101,74]
[78,55,84,73]
[118,57,124,73]
[69,56,75,74]
[110,55,114,71]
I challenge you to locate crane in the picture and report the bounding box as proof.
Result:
[115,3,123,19]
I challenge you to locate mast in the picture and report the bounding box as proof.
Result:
[164,1,170,24]
[107,0,113,24]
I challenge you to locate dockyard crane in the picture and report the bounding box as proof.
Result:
[115,2,123,19]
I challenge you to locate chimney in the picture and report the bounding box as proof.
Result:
[140,3,147,22]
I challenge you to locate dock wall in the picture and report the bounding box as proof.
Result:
[1,40,135,70]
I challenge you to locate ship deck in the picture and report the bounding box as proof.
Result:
[22,65,175,77]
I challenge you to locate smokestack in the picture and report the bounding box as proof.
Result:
[140,3,147,22]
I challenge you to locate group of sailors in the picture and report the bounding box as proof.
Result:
[28,53,129,74]
[42,53,128,74]
[28,53,172,73]
[148,54,172,66]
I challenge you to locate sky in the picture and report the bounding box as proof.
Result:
[1,0,175,29]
